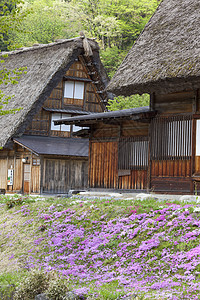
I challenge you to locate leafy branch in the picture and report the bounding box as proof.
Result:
[0,56,27,115]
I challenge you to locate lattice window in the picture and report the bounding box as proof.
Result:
[151,115,192,160]
[118,136,149,170]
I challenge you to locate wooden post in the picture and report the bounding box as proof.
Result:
[150,93,155,111]
[147,121,152,192]
[40,156,44,194]
[191,117,196,194]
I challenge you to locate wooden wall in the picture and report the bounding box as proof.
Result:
[151,160,192,193]
[0,146,41,194]
[149,113,193,193]
[154,90,195,114]
[118,170,147,190]
[89,141,118,189]
[42,157,88,193]
[89,120,149,190]
[25,57,105,137]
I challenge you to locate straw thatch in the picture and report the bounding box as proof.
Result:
[0,37,109,148]
[107,0,200,96]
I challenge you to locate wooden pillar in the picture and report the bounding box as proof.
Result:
[191,117,196,194]
[40,156,44,194]
[150,93,155,111]
[147,121,152,192]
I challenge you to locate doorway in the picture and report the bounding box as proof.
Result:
[23,164,30,194]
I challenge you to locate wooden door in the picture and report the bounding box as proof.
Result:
[42,158,88,193]
[23,164,30,194]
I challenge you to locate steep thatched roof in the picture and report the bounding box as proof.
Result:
[107,0,200,96]
[0,37,109,148]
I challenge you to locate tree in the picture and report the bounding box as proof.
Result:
[0,57,26,115]
[71,0,160,77]
[10,0,81,47]
[72,0,160,49]
[0,0,28,51]
[0,0,27,114]
[107,94,150,111]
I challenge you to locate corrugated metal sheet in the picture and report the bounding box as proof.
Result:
[55,106,152,125]
[13,136,89,157]
[43,108,91,115]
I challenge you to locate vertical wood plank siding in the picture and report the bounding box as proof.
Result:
[89,140,148,190]
[118,170,147,190]
[25,59,105,137]
[118,136,148,190]
[42,158,88,193]
[151,115,192,193]
[89,141,118,188]
[31,166,40,193]
[118,137,149,170]
[0,159,7,189]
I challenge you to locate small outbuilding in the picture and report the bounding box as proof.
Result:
[0,37,109,194]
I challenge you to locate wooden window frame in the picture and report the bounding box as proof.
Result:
[51,113,71,132]
[63,80,85,100]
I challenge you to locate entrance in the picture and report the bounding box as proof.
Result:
[23,164,30,194]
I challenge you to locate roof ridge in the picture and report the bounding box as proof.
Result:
[0,37,98,56]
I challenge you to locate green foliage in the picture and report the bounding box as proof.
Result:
[10,0,80,47]
[72,0,160,50]
[5,0,160,75]
[0,0,28,115]
[100,46,129,78]
[0,0,28,51]
[107,94,150,111]
[0,61,27,115]
[93,280,125,299]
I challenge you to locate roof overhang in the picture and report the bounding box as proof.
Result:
[54,107,156,127]
[13,136,89,157]
[43,107,91,115]
[108,76,200,97]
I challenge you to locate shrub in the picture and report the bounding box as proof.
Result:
[6,197,23,209]
[46,277,69,300]
[14,269,49,300]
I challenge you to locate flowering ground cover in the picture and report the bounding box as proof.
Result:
[0,195,200,299]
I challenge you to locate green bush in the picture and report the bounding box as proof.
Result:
[14,269,49,300]
[46,277,69,300]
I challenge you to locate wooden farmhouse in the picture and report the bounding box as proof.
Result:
[0,37,109,194]
[55,0,200,194]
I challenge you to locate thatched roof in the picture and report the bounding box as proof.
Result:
[0,37,109,148]
[107,0,200,96]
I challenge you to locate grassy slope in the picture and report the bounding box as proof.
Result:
[0,195,200,299]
